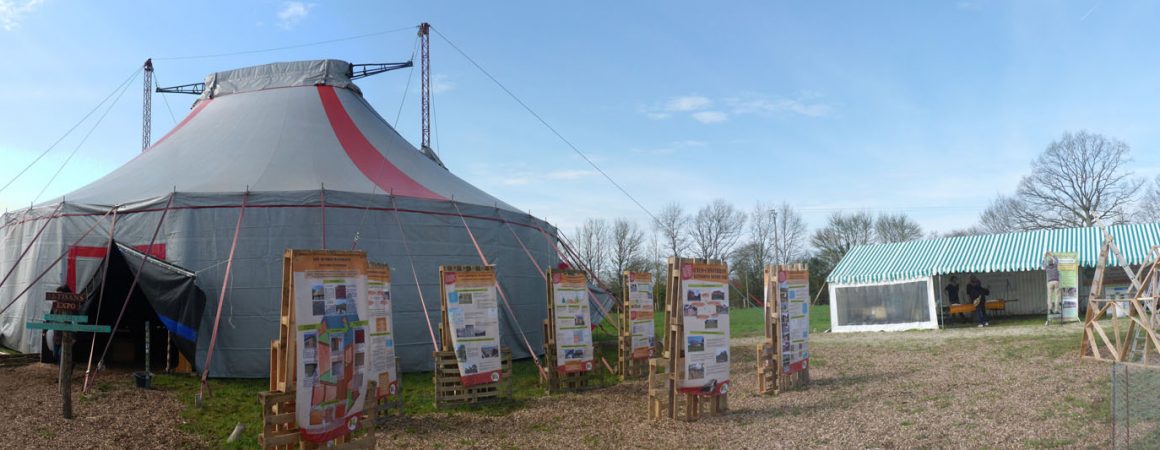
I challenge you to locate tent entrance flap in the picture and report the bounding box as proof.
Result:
[834,279,933,328]
[72,243,206,370]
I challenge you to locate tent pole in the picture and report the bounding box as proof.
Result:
[92,193,175,370]
[388,195,440,351]
[82,207,119,394]
[451,201,547,377]
[199,192,249,399]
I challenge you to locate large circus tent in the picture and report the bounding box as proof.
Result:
[0,59,605,377]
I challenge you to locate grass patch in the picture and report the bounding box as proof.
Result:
[152,374,267,449]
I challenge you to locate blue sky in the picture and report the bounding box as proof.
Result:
[2,0,1159,236]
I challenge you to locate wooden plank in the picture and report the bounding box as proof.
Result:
[42,314,88,323]
[25,322,110,333]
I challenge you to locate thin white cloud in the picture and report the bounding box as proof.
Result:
[0,0,44,31]
[432,74,455,94]
[956,1,981,11]
[726,93,833,118]
[276,1,314,30]
[691,111,728,124]
[644,92,831,123]
[664,95,712,112]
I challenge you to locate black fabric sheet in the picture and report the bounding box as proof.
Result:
[77,242,206,364]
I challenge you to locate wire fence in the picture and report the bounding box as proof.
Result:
[1112,363,1160,449]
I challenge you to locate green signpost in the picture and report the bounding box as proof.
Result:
[27,292,110,419]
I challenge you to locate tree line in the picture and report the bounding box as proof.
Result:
[569,200,923,306]
[569,130,1158,306]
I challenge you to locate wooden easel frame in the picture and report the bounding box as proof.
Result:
[756,264,810,395]
[648,257,728,421]
[433,265,513,408]
[541,269,598,393]
[259,250,401,450]
[619,271,654,380]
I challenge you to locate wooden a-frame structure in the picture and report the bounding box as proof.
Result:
[1079,224,1160,366]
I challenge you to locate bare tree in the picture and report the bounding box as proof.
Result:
[747,202,776,270]
[874,213,923,243]
[611,218,646,277]
[977,195,1023,233]
[572,218,610,281]
[1136,175,1160,223]
[691,199,747,260]
[810,211,874,275]
[652,202,689,258]
[1011,131,1143,229]
[771,202,808,264]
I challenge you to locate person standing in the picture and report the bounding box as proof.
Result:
[944,276,962,320]
[1044,254,1061,316]
[967,275,990,327]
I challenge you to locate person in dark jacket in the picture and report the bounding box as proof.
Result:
[967,276,990,327]
[945,276,963,320]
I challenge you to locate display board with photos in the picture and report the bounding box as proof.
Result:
[677,260,731,395]
[440,265,504,386]
[773,267,810,375]
[367,263,398,399]
[287,250,376,442]
[549,269,594,374]
[625,271,656,361]
[1044,251,1080,323]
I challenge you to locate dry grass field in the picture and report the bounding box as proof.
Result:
[0,320,1113,449]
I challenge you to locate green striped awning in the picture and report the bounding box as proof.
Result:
[826,223,1160,285]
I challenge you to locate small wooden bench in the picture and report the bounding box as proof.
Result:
[947,299,1008,315]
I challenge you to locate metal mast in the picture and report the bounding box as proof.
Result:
[142,58,153,152]
[419,22,431,151]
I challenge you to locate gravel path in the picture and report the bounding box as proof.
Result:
[0,363,207,449]
[381,322,1110,449]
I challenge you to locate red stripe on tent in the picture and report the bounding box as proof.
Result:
[146,99,211,152]
[67,244,167,292]
[316,86,444,201]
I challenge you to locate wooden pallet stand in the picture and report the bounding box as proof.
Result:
[756,264,811,395]
[258,250,402,449]
[648,257,729,421]
[259,381,383,449]
[434,347,513,407]
[619,271,655,380]
[433,265,514,408]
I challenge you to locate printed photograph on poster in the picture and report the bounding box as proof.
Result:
[688,335,705,352]
[688,363,705,379]
[715,348,729,363]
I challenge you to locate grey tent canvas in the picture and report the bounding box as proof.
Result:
[0,59,588,377]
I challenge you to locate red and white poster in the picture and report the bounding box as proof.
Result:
[551,270,594,373]
[367,263,398,399]
[444,268,503,386]
[291,251,371,442]
[678,261,731,395]
[775,268,810,374]
[626,271,655,360]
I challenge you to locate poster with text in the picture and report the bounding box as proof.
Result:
[444,268,503,386]
[552,270,594,373]
[627,271,655,360]
[292,251,370,442]
[679,261,731,395]
[367,263,398,399]
[776,269,810,374]
[1055,252,1080,322]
